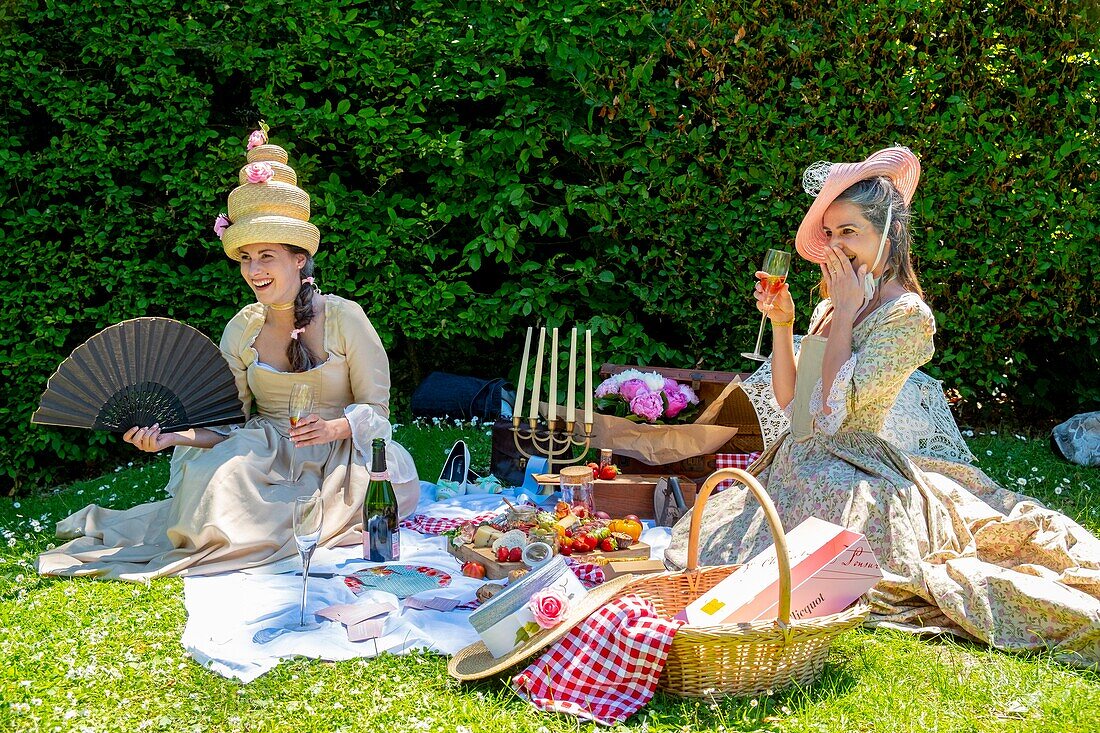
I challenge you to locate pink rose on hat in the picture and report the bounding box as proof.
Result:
[529,588,570,629]
[246,129,268,151]
[244,162,274,184]
[213,213,232,239]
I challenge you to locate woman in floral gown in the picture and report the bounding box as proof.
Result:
[666,147,1100,667]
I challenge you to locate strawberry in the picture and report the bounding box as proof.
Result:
[600,537,618,552]
[508,546,523,563]
[496,546,510,563]
[598,464,618,480]
[558,544,573,556]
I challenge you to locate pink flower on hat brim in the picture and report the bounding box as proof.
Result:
[530,589,570,629]
[246,130,267,151]
[213,213,231,239]
[794,146,921,264]
[244,162,274,184]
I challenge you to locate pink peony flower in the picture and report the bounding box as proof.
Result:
[619,379,649,402]
[246,129,268,150]
[663,377,680,393]
[244,162,274,184]
[213,213,231,239]
[664,388,689,418]
[630,391,665,422]
[594,378,619,399]
[529,588,569,629]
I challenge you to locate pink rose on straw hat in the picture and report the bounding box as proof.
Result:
[213,213,231,239]
[244,162,274,184]
[529,588,569,629]
[246,129,267,151]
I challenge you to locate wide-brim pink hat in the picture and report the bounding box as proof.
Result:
[794,146,921,263]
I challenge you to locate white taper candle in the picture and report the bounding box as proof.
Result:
[529,327,545,421]
[513,327,532,421]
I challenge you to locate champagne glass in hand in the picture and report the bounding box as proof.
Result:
[288,383,316,483]
[741,248,792,362]
[292,495,324,629]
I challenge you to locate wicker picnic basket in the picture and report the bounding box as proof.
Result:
[622,467,869,698]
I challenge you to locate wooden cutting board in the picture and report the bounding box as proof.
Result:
[447,540,651,580]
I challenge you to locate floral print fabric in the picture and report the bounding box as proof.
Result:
[666,294,1100,668]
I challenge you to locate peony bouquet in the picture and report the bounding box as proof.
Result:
[594,369,700,424]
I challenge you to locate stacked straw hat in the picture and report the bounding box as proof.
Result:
[214,126,320,260]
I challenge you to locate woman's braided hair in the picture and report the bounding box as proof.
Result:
[285,244,320,372]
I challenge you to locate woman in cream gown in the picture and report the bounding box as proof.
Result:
[666,148,1100,667]
[39,130,419,581]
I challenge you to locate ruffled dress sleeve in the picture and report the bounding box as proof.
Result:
[329,298,393,448]
[811,295,936,436]
[329,298,418,484]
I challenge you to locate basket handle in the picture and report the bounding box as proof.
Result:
[687,468,791,625]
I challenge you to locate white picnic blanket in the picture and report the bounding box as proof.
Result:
[182,482,671,682]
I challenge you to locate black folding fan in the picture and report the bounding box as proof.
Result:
[32,318,245,432]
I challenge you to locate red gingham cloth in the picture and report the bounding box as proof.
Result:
[511,595,683,725]
[714,452,761,491]
[399,511,499,535]
[564,559,605,588]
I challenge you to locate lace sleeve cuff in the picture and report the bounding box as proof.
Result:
[811,354,858,435]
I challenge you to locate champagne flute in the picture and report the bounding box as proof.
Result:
[288,383,316,483]
[741,248,792,362]
[292,495,324,629]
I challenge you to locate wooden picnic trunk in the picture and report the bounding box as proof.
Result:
[598,364,764,478]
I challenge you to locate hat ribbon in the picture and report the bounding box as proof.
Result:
[858,205,893,314]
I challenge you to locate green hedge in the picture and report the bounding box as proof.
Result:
[2,0,1097,492]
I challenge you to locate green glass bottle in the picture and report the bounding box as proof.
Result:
[363,438,399,562]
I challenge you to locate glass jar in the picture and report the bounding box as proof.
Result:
[598,448,613,471]
[528,526,559,554]
[506,504,537,530]
[559,465,595,517]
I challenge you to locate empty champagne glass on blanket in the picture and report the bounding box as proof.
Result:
[288,383,316,483]
[741,248,792,362]
[292,495,324,629]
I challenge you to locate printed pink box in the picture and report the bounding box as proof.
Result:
[676,517,882,625]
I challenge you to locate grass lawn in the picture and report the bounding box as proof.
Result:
[2,422,1098,732]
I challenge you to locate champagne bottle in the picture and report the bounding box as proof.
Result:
[363,438,400,562]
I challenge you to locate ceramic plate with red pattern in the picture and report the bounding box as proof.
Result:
[344,564,452,598]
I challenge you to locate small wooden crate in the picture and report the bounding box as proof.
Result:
[538,474,699,521]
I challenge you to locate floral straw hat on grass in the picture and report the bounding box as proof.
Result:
[213,125,320,260]
[794,145,921,264]
[448,572,637,681]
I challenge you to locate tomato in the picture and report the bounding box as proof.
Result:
[462,561,486,579]
[598,464,618,480]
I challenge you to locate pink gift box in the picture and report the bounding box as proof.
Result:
[676,517,882,625]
